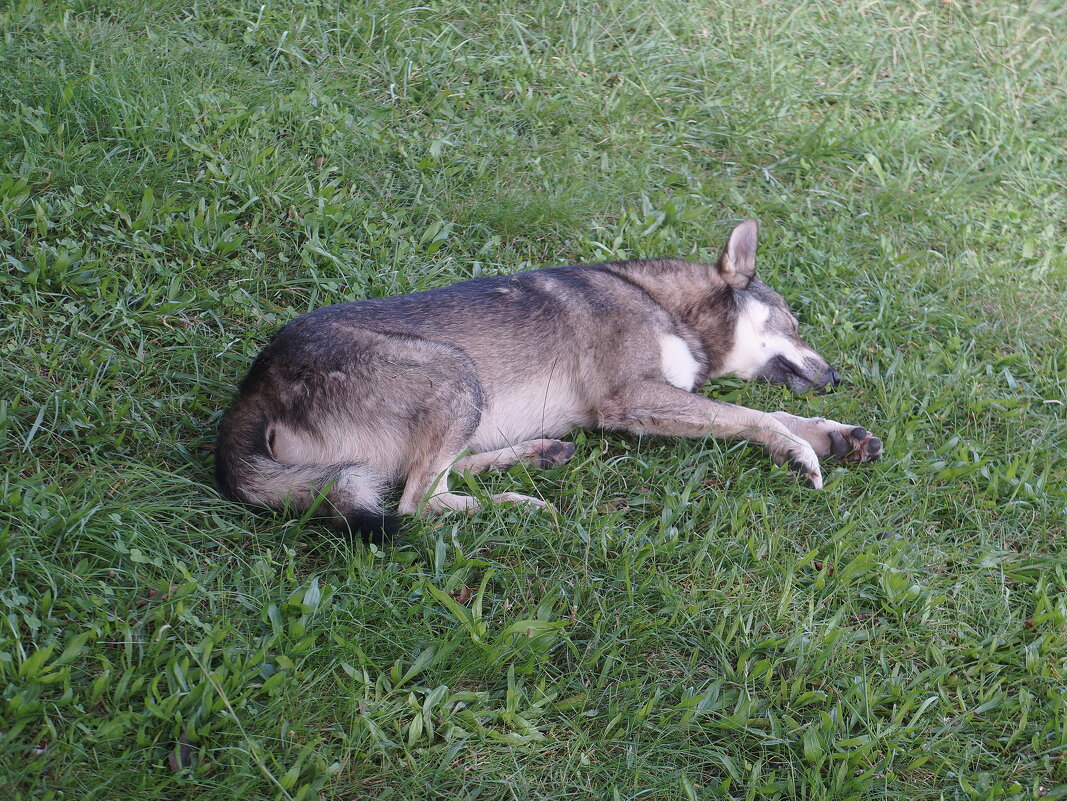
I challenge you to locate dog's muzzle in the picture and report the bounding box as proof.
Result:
[810,364,842,393]
[761,356,841,394]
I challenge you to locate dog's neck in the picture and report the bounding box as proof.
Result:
[603,258,729,318]
[599,259,739,368]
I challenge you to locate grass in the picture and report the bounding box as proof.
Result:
[1,0,1066,798]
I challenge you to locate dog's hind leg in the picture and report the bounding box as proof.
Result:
[768,413,883,464]
[399,450,549,515]
[397,426,549,517]
[451,439,577,474]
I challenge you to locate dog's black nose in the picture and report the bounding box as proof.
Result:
[828,367,842,387]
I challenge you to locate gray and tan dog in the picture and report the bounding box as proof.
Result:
[216,220,882,537]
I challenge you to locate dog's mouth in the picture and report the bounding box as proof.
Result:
[760,355,841,395]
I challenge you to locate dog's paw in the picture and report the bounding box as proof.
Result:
[774,445,823,489]
[826,426,882,464]
[491,492,550,509]
[768,413,883,469]
[527,439,577,469]
[423,493,483,515]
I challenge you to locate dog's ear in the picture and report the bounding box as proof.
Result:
[716,219,758,289]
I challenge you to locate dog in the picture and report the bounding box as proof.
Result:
[215,219,882,538]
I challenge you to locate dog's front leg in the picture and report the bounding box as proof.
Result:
[768,413,883,465]
[598,381,824,488]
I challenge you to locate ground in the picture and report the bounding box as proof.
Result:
[1,1,1065,799]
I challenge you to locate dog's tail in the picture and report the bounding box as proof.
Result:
[214,399,399,541]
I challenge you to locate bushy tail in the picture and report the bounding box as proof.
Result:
[214,401,399,541]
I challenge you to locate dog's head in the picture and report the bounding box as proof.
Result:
[712,220,840,394]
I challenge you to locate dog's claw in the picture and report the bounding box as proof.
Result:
[781,450,823,489]
[799,467,824,489]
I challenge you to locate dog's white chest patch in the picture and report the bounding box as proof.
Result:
[659,335,700,391]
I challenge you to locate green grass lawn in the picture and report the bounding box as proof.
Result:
[2,1,1066,798]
